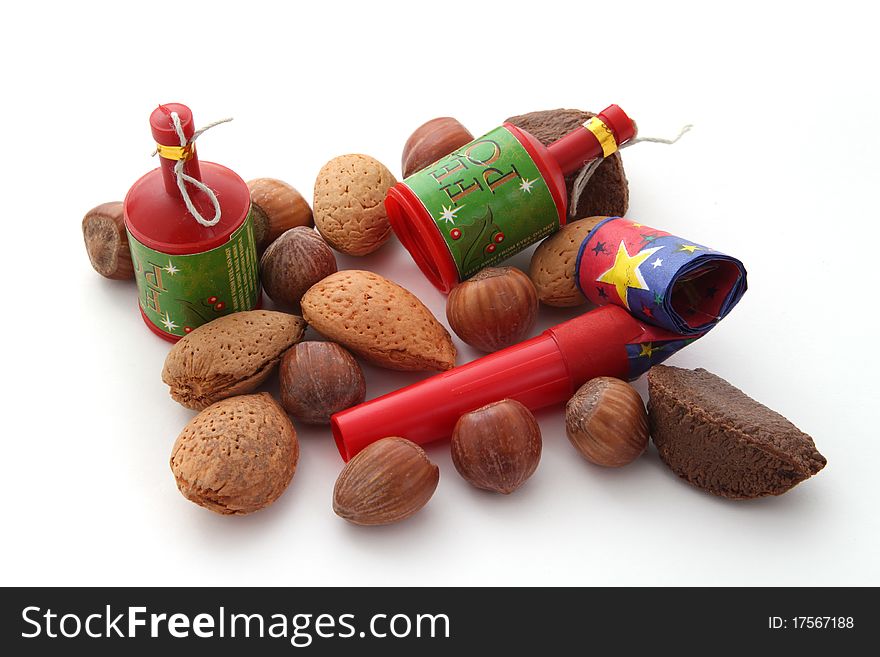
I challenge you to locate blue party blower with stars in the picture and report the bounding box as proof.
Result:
[330,216,746,459]
[575,216,747,375]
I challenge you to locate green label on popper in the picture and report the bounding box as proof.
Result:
[403,126,559,279]
[127,210,260,338]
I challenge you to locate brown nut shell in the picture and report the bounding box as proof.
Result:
[566,377,649,467]
[170,393,299,515]
[506,109,629,219]
[162,310,307,410]
[260,227,337,306]
[446,267,538,352]
[648,365,826,499]
[401,117,474,178]
[247,178,314,252]
[451,399,542,494]
[279,341,366,424]
[333,437,439,525]
[301,270,456,372]
[313,154,397,256]
[82,201,133,279]
[529,217,606,307]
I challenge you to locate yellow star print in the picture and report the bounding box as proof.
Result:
[639,343,658,358]
[596,241,663,309]
[678,244,702,254]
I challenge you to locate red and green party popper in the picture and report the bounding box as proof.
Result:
[385,105,636,293]
[331,218,746,461]
[124,103,260,342]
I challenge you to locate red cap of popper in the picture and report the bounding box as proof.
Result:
[150,103,195,143]
[125,103,251,255]
[149,103,202,195]
[546,104,636,176]
[598,104,636,144]
[331,304,656,461]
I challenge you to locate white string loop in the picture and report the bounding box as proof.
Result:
[569,123,693,217]
[153,113,233,228]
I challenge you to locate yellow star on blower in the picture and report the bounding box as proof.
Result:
[596,241,663,309]
[639,342,659,358]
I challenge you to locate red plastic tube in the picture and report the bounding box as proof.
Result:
[331,304,667,461]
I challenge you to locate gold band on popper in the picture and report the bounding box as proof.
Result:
[156,142,195,161]
[583,117,618,157]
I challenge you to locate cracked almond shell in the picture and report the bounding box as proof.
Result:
[170,393,298,515]
[162,310,307,410]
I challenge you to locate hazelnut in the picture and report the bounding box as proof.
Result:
[451,399,541,494]
[247,178,313,252]
[333,437,439,526]
[313,154,397,256]
[446,267,538,352]
[82,201,133,280]
[260,227,337,306]
[279,341,365,424]
[565,377,649,467]
[401,117,474,178]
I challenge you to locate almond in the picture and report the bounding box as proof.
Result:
[529,216,606,307]
[301,270,456,371]
[313,154,397,256]
[170,393,298,515]
[162,310,307,410]
[333,437,439,525]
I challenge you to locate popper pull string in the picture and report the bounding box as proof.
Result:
[152,113,233,228]
[569,123,693,217]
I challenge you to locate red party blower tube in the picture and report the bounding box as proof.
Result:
[331,304,688,461]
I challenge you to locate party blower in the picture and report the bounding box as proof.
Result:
[331,218,747,461]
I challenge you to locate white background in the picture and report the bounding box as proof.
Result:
[2,0,877,586]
